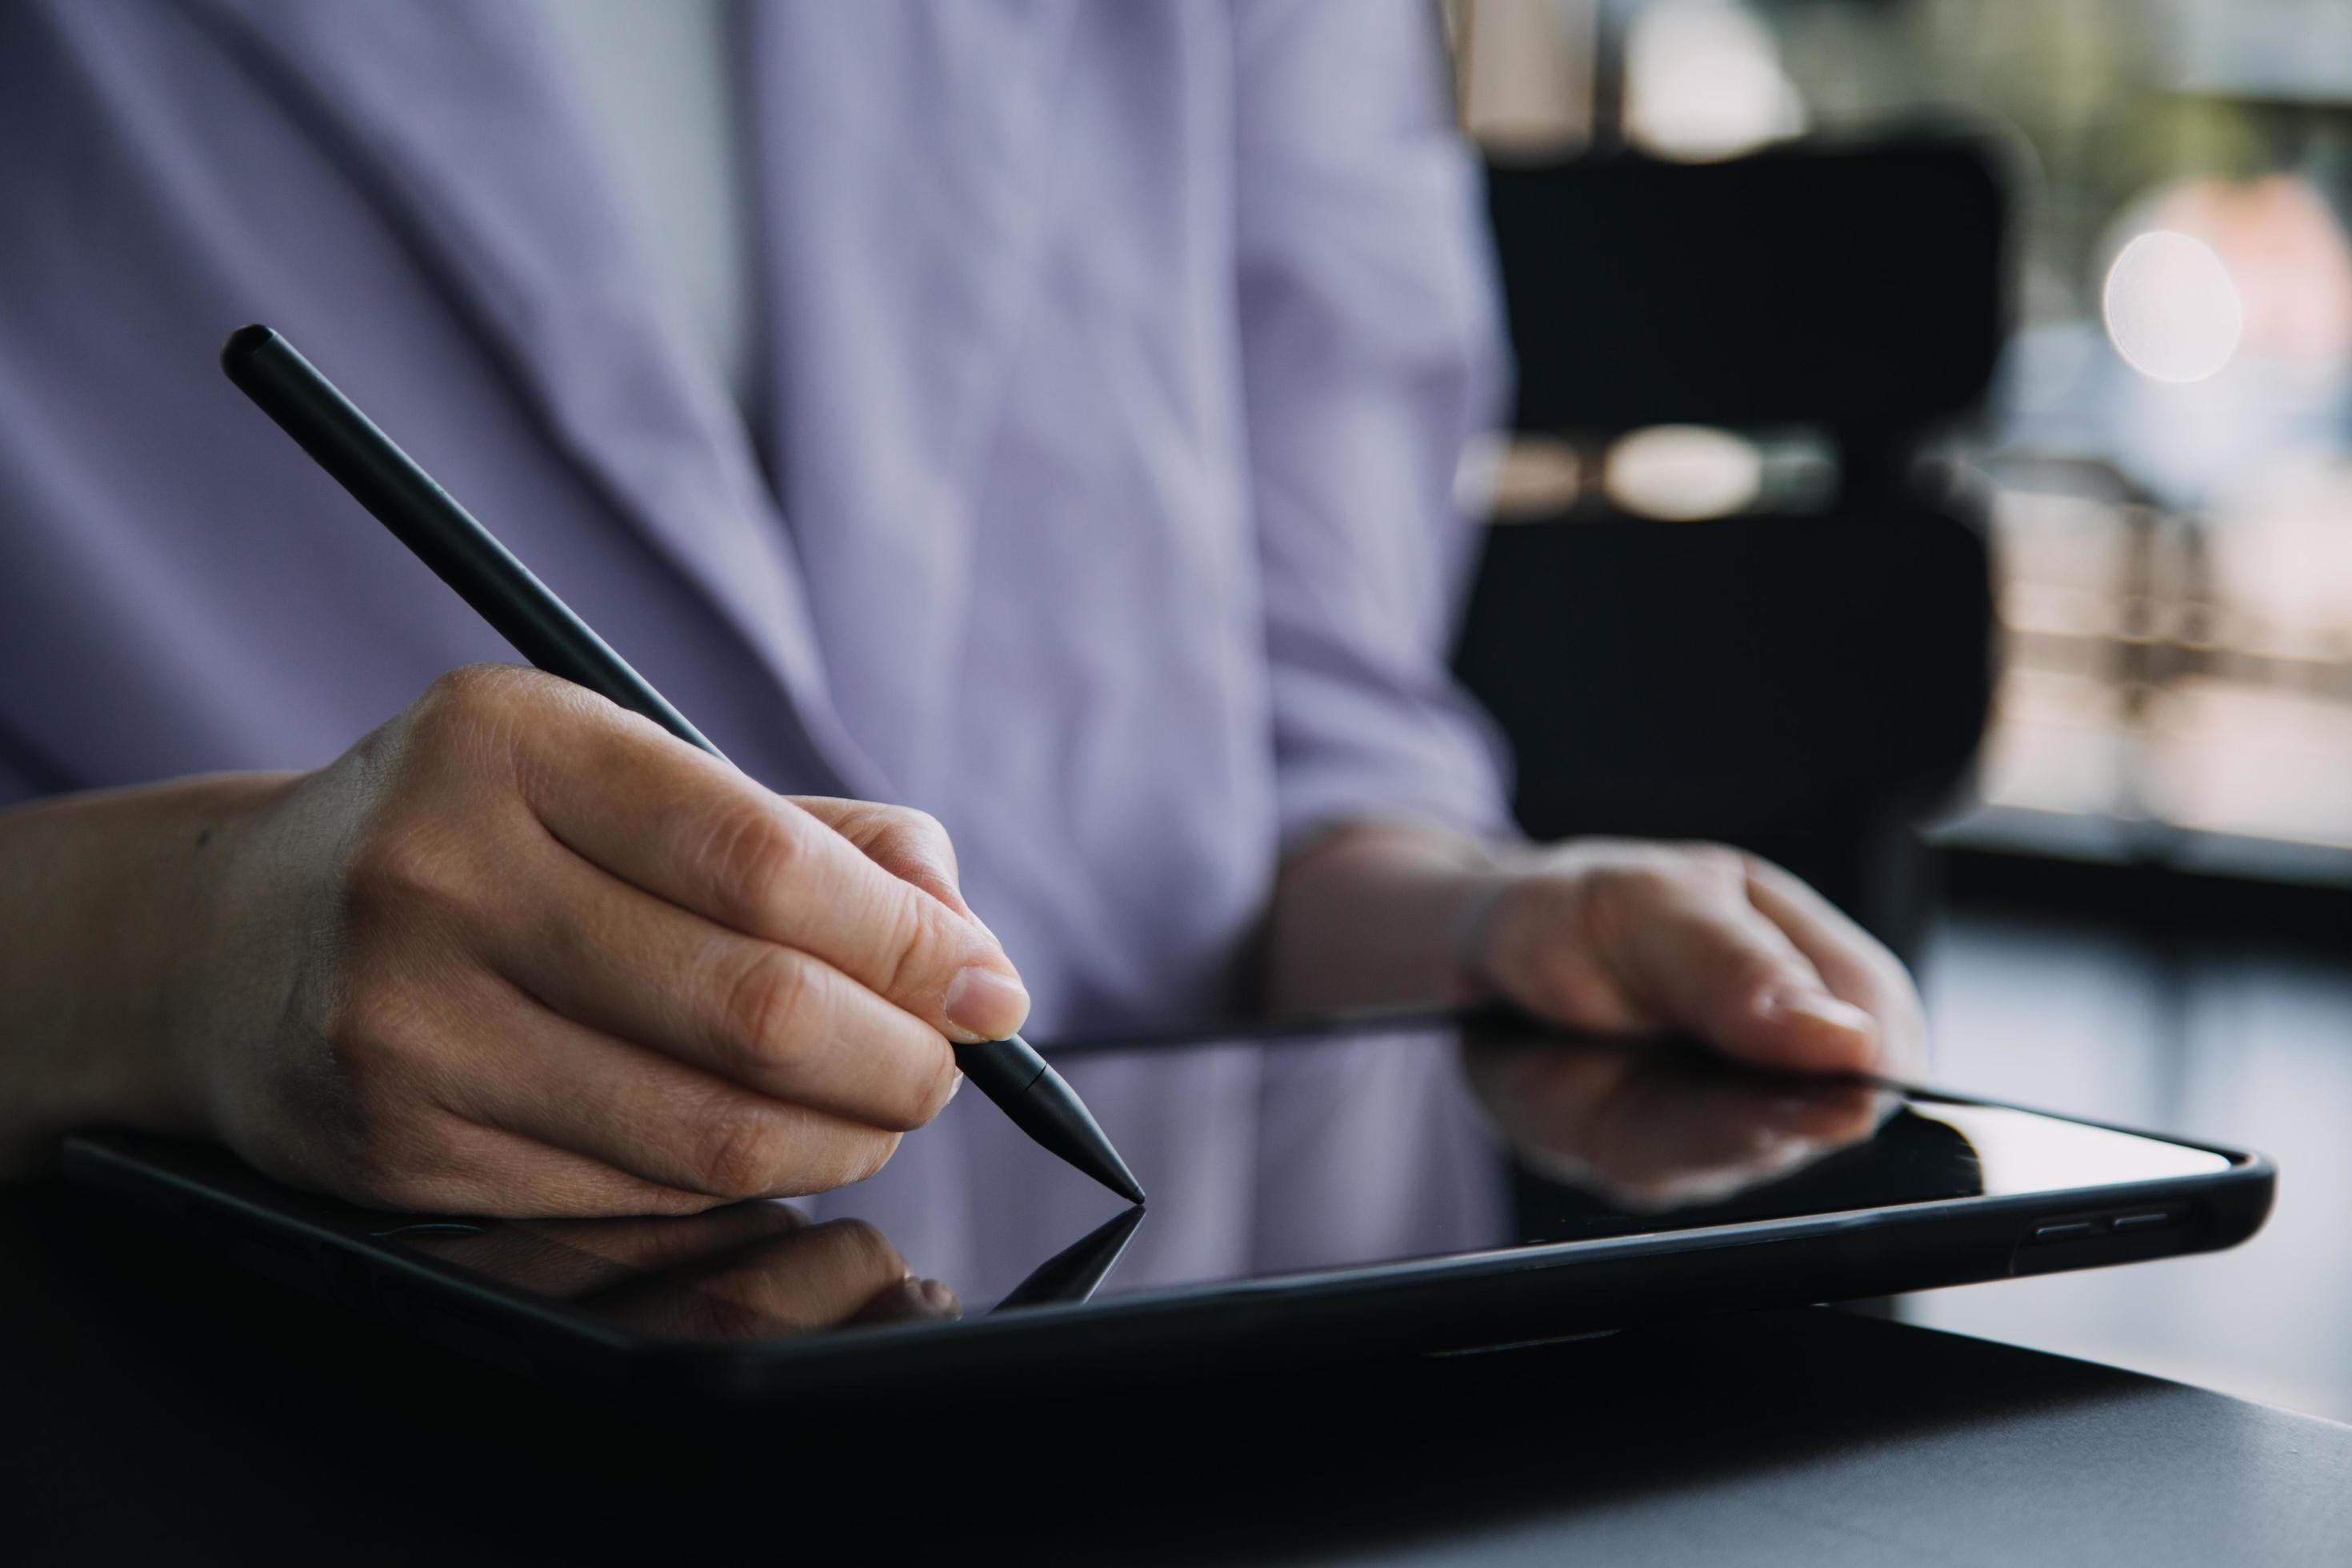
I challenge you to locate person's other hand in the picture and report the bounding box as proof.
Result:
[192,665,1028,1218]
[1470,839,1926,1078]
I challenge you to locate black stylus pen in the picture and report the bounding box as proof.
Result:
[222,324,1145,1209]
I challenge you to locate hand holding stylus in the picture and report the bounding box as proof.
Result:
[214,325,1138,1214]
[186,664,1030,1217]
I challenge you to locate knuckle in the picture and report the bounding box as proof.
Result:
[878,804,946,843]
[343,817,461,910]
[1677,842,1750,883]
[842,802,964,897]
[690,1116,899,1199]
[698,801,803,927]
[321,964,419,1082]
[886,807,962,881]
[711,946,818,1073]
[337,834,487,966]
[421,662,520,714]
[404,666,543,773]
[411,665,506,739]
[868,1039,960,1134]
[686,1104,790,1200]
[874,894,945,1007]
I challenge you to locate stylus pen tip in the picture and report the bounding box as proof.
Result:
[952,1036,1146,1206]
[1101,1158,1148,1209]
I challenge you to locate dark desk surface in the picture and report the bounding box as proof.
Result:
[8,1182,2347,1566]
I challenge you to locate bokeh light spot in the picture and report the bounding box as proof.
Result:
[2102,230,2245,384]
[1604,426,1763,520]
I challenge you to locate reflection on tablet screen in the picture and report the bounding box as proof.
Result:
[387,1015,2230,1343]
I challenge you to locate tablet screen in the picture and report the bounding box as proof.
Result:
[387,1013,2232,1342]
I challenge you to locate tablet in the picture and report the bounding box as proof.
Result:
[62,1010,2274,1409]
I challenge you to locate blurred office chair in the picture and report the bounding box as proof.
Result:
[1455,135,2006,961]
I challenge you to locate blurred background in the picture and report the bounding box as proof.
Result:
[1442,0,2352,1421]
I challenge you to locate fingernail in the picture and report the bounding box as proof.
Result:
[918,1278,962,1317]
[944,965,1030,1042]
[1758,986,1875,1037]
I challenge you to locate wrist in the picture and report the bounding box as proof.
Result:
[1448,863,1520,999]
[1269,818,1514,1011]
[0,773,299,1173]
[150,772,310,1141]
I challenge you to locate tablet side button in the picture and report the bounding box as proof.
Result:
[2111,1211,2174,1232]
[2030,1221,2098,1242]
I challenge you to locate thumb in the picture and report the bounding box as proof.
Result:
[788,797,982,925]
[786,798,1028,1042]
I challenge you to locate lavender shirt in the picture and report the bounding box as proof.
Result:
[0,0,1510,1038]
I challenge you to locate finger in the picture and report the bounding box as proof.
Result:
[514,707,1029,1042]
[484,845,961,1130]
[430,978,906,1202]
[1742,858,1930,1078]
[790,798,974,922]
[1600,870,1878,1074]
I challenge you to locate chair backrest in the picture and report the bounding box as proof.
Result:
[1455,136,2009,953]
[1484,134,2006,474]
